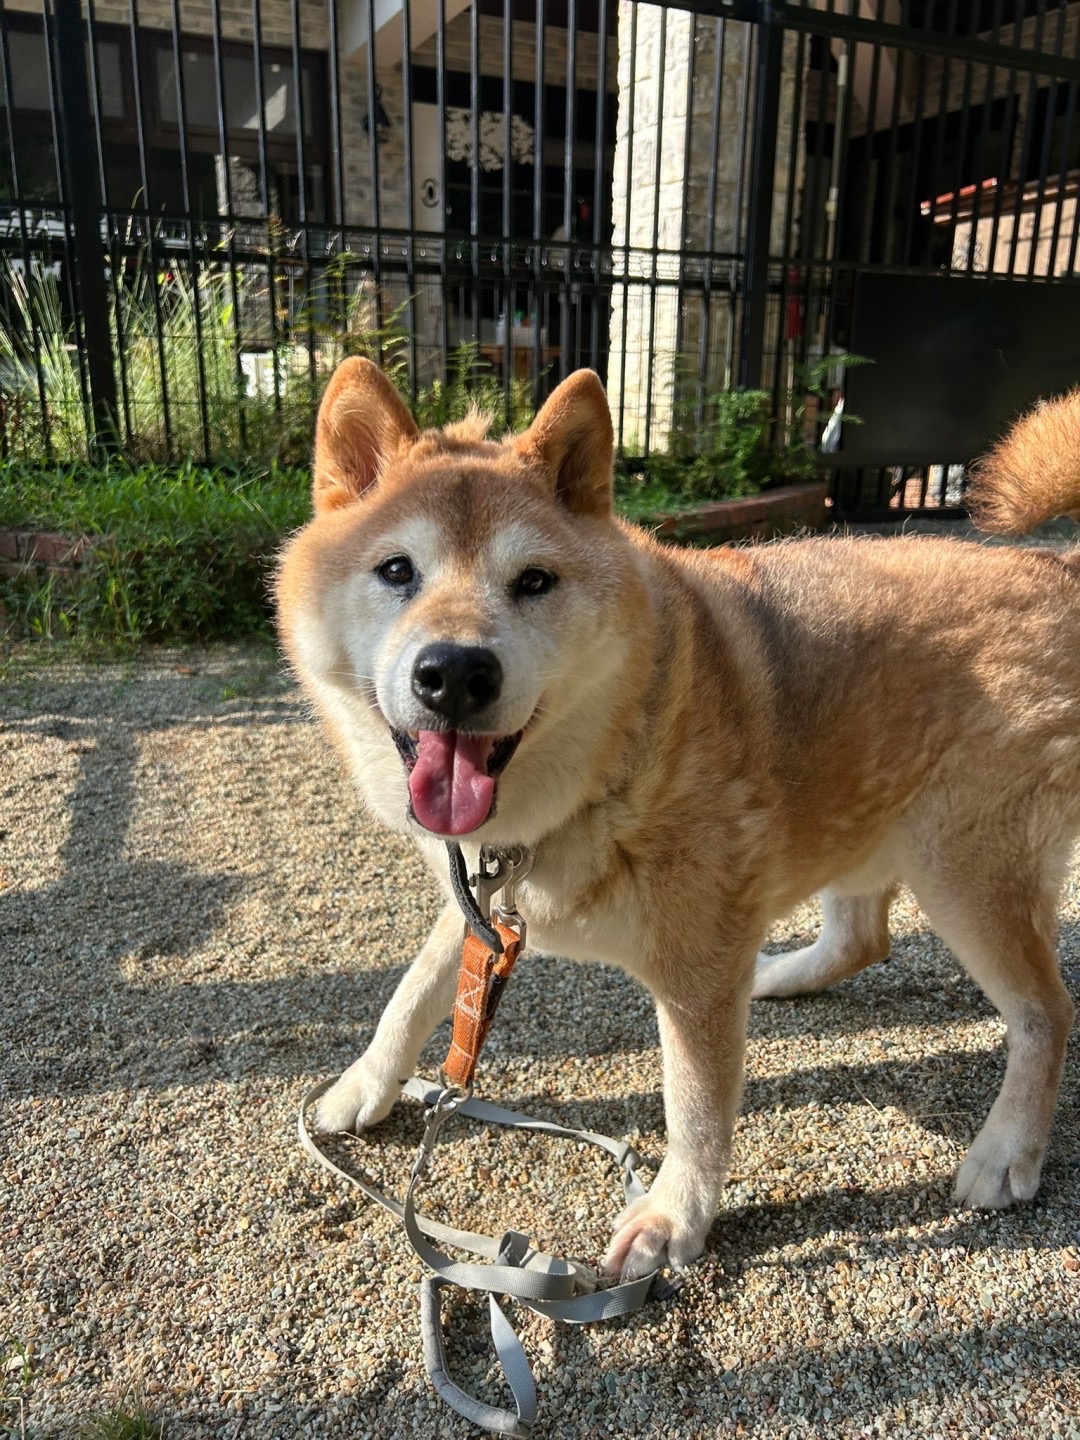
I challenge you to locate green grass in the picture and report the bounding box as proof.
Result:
[0,459,310,643]
[79,1407,163,1440]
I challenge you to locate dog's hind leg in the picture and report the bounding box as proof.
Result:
[907,852,1074,1209]
[314,903,464,1134]
[752,884,896,999]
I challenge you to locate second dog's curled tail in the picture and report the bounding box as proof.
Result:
[967,389,1080,535]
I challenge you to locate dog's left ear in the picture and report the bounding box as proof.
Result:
[313,357,419,513]
[514,370,614,517]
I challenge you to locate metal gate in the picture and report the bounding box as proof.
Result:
[2,0,1079,516]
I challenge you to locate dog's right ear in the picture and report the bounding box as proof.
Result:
[513,370,614,516]
[312,357,418,513]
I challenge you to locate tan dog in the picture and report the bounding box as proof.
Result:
[276,361,1078,1281]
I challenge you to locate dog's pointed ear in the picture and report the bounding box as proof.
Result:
[513,370,614,516]
[312,357,419,513]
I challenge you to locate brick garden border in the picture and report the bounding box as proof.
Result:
[650,480,831,545]
[0,529,105,636]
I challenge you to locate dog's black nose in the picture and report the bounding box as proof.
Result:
[411,643,503,723]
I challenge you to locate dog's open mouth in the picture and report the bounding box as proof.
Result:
[392,727,522,835]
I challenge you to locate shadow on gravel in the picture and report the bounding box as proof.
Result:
[143,1304,1077,1439]
[1,688,302,1101]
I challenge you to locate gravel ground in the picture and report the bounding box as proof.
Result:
[2,639,1078,1440]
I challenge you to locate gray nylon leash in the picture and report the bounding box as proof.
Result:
[297,1075,664,1434]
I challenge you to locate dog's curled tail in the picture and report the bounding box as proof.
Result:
[968,389,1080,535]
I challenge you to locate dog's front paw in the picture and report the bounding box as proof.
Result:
[954,1114,1045,1209]
[601,1184,712,1282]
[313,1052,403,1134]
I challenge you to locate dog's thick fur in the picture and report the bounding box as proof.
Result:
[277,363,1079,1281]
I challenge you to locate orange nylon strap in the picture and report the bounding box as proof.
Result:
[443,922,523,1090]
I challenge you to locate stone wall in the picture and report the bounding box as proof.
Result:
[607,7,805,451]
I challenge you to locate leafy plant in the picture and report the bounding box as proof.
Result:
[615,352,871,517]
[0,253,534,466]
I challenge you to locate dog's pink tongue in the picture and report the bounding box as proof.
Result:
[409,730,496,835]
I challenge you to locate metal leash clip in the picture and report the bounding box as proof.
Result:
[491,847,533,947]
[411,1084,473,1182]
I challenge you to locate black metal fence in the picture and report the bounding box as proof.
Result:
[4,0,1080,515]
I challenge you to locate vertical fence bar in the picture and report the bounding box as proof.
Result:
[590,0,609,374]
[210,0,249,451]
[469,0,480,356]
[502,0,513,419]
[364,0,384,333]
[326,0,348,370]
[677,15,697,423]
[1006,0,1047,277]
[51,0,118,453]
[562,0,578,386]
[126,0,174,455]
[985,6,1024,275]
[726,20,752,386]
[1047,15,1080,278]
[42,0,96,441]
[642,6,667,457]
[943,3,977,273]
[616,0,638,451]
[170,0,212,458]
[697,13,726,425]
[772,27,806,444]
[965,0,1004,276]
[0,0,53,458]
[401,0,418,406]
[738,0,782,392]
[1026,0,1068,279]
[290,0,317,396]
[532,0,545,392]
[251,0,283,417]
[86,0,136,452]
[436,0,450,374]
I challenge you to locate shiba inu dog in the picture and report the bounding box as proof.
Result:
[276,360,1077,1281]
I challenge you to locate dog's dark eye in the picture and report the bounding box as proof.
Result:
[377,555,416,588]
[514,567,557,598]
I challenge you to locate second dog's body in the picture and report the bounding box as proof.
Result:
[277,364,1078,1280]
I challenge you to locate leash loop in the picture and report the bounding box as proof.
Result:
[297,845,662,1434]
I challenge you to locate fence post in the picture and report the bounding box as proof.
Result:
[51,0,118,454]
[738,0,783,392]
